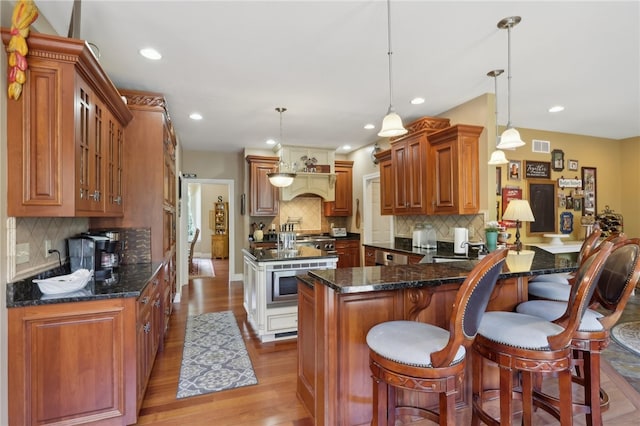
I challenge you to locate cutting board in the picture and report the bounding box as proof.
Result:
[355,198,361,229]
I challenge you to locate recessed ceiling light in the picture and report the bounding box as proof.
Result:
[189,113,203,120]
[410,97,425,105]
[266,139,277,145]
[342,145,351,151]
[364,123,375,130]
[549,105,565,113]
[139,47,162,60]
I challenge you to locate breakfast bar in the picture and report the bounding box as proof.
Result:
[296,247,578,426]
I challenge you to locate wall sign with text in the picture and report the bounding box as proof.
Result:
[525,161,551,179]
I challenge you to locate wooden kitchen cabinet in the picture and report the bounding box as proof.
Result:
[428,124,483,215]
[324,160,354,216]
[363,246,376,266]
[376,117,450,216]
[335,239,360,268]
[1,30,132,217]
[375,149,394,216]
[91,90,177,335]
[136,270,164,411]
[8,298,138,425]
[246,155,280,216]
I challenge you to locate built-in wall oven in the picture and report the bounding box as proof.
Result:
[266,259,336,306]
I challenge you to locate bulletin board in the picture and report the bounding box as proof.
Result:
[527,179,557,234]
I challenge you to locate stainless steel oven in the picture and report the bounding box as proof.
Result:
[266,259,336,306]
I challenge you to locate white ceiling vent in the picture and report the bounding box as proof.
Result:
[532,139,551,153]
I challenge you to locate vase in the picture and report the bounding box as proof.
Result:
[253,230,263,242]
[485,231,498,252]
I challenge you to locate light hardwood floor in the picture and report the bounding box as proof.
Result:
[135,260,640,425]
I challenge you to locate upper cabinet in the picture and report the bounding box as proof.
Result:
[377,117,482,216]
[246,155,280,216]
[1,30,132,217]
[428,125,483,215]
[324,160,353,216]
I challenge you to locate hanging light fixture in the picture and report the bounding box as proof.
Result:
[267,107,296,188]
[378,0,407,138]
[487,69,509,165]
[496,16,525,150]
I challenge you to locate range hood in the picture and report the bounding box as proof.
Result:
[280,173,336,201]
[276,145,337,201]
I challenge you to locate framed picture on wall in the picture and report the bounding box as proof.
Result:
[551,149,565,171]
[582,167,597,215]
[568,159,579,171]
[508,160,521,180]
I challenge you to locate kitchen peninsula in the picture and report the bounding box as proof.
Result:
[242,246,338,342]
[296,247,578,426]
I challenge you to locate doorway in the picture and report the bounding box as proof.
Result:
[179,178,235,301]
[362,172,393,245]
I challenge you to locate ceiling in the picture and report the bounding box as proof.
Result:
[30,1,640,154]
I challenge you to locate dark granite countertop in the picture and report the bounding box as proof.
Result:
[7,262,164,308]
[242,247,338,262]
[300,246,578,294]
[363,239,481,259]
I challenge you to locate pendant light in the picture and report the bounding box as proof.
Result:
[496,16,525,150]
[487,69,509,165]
[267,107,296,188]
[378,0,407,138]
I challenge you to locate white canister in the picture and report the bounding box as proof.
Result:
[253,229,264,242]
[453,227,468,255]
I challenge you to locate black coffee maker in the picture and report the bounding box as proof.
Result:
[68,232,121,280]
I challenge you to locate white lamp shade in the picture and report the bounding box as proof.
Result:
[378,111,408,137]
[506,250,535,271]
[497,127,525,149]
[503,199,535,222]
[267,173,295,187]
[488,149,509,165]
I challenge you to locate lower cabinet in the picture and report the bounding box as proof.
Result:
[211,234,229,259]
[8,267,166,426]
[364,246,376,266]
[335,239,361,268]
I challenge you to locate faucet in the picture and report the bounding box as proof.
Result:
[461,241,489,258]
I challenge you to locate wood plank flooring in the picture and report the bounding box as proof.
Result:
[135,260,640,425]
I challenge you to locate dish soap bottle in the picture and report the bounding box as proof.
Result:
[423,224,437,250]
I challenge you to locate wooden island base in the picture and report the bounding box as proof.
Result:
[297,275,528,426]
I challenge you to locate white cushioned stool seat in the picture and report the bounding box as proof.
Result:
[516,300,604,332]
[367,320,465,367]
[528,280,571,301]
[478,311,565,349]
[529,272,571,284]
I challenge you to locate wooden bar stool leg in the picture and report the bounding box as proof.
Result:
[440,391,456,426]
[372,377,386,426]
[584,350,602,426]
[387,385,396,426]
[521,371,534,426]
[500,366,514,425]
[471,351,482,426]
[558,369,574,426]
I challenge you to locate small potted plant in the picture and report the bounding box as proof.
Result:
[485,221,500,251]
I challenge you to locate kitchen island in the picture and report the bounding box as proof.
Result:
[6,262,165,426]
[296,247,578,426]
[242,246,338,342]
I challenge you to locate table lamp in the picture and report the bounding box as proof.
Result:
[502,199,535,252]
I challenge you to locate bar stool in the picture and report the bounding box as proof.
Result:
[472,241,614,426]
[366,248,508,426]
[527,227,602,301]
[516,238,640,426]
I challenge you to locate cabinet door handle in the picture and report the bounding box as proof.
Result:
[143,322,151,333]
[154,299,161,308]
[141,296,150,304]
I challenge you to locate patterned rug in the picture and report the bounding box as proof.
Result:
[189,258,215,278]
[611,321,640,356]
[176,311,257,398]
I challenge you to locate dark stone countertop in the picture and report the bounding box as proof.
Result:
[7,262,164,308]
[300,246,578,294]
[242,247,338,263]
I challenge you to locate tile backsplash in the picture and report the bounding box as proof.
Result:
[10,217,89,281]
[394,214,485,242]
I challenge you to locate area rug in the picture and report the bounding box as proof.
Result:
[611,321,640,356]
[189,258,215,278]
[176,311,257,398]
